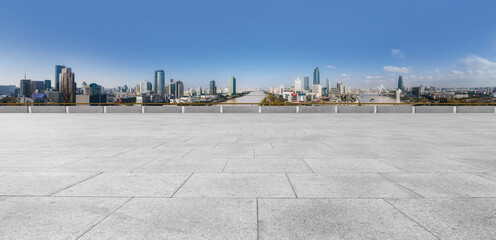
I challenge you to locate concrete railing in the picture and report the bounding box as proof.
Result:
[1,105,496,114]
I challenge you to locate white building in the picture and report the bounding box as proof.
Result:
[294,78,303,92]
[312,84,322,98]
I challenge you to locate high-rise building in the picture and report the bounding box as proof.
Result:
[304,76,310,91]
[55,65,65,90]
[147,81,152,91]
[294,78,303,92]
[59,67,76,103]
[337,82,343,94]
[155,70,165,96]
[326,78,330,94]
[210,80,217,95]
[169,79,175,97]
[228,76,236,95]
[44,80,51,90]
[0,85,16,95]
[398,76,404,91]
[31,81,45,94]
[312,84,322,98]
[140,80,149,94]
[313,67,320,85]
[175,81,184,98]
[19,79,32,97]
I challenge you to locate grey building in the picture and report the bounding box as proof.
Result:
[175,81,184,98]
[304,76,310,91]
[0,85,16,95]
[155,70,165,96]
[44,80,51,90]
[169,79,175,97]
[228,76,236,95]
[19,79,32,97]
[210,80,216,95]
[55,65,65,90]
[313,67,320,85]
[59,67,76,103]
[326,78,330,94]
[31,81,45,94]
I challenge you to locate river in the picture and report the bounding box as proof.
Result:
[223,91,267,104]
[359,94,398,103]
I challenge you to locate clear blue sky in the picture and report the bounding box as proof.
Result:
[1,0,495,89]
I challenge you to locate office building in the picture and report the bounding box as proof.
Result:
[169,79,175,97]
[19,79,32,97]
[140,80,149,94]
[228,76,236,95]
[44,80,51,90]
[304,76,310,91]
[175,81,184,98]
[155,70,165,96]
[313,67,320,85]
[337,82,343,94]
[55,65,65,90]
[312,84,322,98]
[31,81,45,94]
[210,80,216,95]
[398,76,404,91]
[0,85,16,95]
[59,67,76,103]
[326,78,330,94]
[294,78,303,92]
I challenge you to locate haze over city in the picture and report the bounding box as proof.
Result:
[1,0,495,89]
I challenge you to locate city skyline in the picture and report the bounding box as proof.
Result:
[0,0,495,88]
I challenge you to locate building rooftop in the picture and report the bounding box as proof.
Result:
[0,113,495,239]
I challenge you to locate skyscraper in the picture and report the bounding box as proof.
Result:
[153,71,158,93]
[228,76,236,95]
[326,78,330,93]
[210,80,216,95]
[59,67,76,103]
[169,79,175,97]
[55,65,65,90]
[294,78,303,92]
[155,70,165,96]
[175,81,184,98]
[337,82,343,94]
[398,76,404,91]
[304,76,310,91]
[313,67,320,85]
[31,81,45,94]
[44,80,51,90]
[19,79,31,97]
[140,80,149,94]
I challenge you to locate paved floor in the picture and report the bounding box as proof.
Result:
[0,113,495,239]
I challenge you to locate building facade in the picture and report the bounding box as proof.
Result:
[175,81,184,98]
[210,80,216,95]
[59,67,76,103]
[19,79,32,97]
[294,78,303,92]
[313,67,320,85]
[55,65,65,90]
[304,76,310,91]
[155,70,165,96]
[228,76,236,95]
[398,76,404,91]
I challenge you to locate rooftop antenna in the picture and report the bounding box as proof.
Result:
[24,72,27,80]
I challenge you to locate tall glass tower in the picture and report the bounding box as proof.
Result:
[398,76,404,91]
[304,76,310,90]
[228,76,236,95]
[155,70,165,96]
[210,80,216,95]
[313,67,320,85]
[55,65,65,90]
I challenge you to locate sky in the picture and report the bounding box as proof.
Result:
[0,0,495,89]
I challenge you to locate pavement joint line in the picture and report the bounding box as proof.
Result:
[129,158,159,173]
[151,142,168,149]
[3,195,496,199]
[170,173,194,198]
[382,198,441,240]
[221,159,230,173]
[108,147,138,158]
[300,158,316,173]
[256,198,260,240]
[48,172,103,196]
[285,173,298,198]
[467,172,496,182]
[75,197,134,240]
[371,158,405,172]
[378,173,425,198]
[211,142,220,150]
[269,140,274,149]
[179,148,195,158]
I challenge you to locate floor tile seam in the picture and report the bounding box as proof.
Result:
[129,158,159,173]
[285,173,298,198]
[256,198,260,240]
[378,173,425,198]
[221,159,230,173]
[299,158,316,173]
[2,195,495,199]
[75,197,134,240]
[48,172,104,196]
[179,149,195,158]
[46,158,89,171]
[371,157,405,172]
[108,147,139,158]
[466,172,496,182]
[382,198,441,240]
[170,173,194,198]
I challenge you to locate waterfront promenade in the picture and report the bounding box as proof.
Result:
[0,113,496,239]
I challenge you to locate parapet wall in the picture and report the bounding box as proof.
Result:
[0,105,495,114]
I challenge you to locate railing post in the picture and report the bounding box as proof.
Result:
[373,105,377,114]
[28,106,32,114]
[296,105,300,113]
[453,106,457,114]
[412,106,415,114]
[220,105,223,114]
[65,106,69,114]
[258,106,262,113]
[335,105,338,114]
[181,106,185,114]
[141,106,145,114]
[103,106,107,114]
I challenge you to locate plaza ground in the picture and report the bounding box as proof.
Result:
[0,113,496,239]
